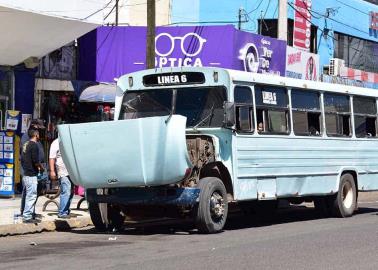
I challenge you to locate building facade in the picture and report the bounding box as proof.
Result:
[171,0,378,86]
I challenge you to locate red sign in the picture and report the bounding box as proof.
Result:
[370,11,378,31]
[293,0,312,51]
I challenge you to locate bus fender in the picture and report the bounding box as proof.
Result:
[199,161,234,200]
[336,167,359,192]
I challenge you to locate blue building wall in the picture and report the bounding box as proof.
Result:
[171,0,378,69]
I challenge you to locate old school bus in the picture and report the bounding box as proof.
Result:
[59,67,378,233]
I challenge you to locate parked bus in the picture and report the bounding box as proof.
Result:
[58,67,378,233]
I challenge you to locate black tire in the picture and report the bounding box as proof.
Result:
[332,173,357,217]
[89,202,125,232]
[195,177,228,234]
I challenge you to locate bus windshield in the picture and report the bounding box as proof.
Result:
[119,86,227,128]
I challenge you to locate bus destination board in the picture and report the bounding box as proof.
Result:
[143,72,205,86]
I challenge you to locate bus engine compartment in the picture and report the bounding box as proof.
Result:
[183,135,216,187]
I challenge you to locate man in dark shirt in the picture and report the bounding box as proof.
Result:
[21,129,44,223]
[20,119,45,163]
[20,119,45,215]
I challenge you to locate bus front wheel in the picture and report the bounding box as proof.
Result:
[195,177,228,234]
[332,173,357,217]
[89,202,125,232]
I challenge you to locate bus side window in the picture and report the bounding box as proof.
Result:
[291,89,321,136]
[234,86,254,132]
[353,96,377,138]
[324,93,351,137]
[255,85,289,134]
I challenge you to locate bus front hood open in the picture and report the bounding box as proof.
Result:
[57,115,192,189]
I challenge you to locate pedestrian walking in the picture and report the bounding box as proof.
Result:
[21,129,44,223]
[49,137,73,219]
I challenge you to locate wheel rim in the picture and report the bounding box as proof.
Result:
[342,181,354,209]
[209,191,225,221]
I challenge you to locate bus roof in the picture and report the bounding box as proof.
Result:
[117,67,378,98]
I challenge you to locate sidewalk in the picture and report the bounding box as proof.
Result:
[0,194,92,237]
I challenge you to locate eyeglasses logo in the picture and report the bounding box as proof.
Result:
[155,32,207,57]
[239,43,260,73]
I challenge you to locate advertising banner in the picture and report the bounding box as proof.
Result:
[293,0,312,51]
[21,114,32,134]
[79,26,287,82]
[5,110,20,131]
[286,46,319,81]
[0,131,14,197]
[235,32,287,76]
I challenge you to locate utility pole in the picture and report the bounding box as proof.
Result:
[277,0,288,41]
[259,10,263,35]
[238,7,242,30]
[146,0,156,69]
[115,0,119,26]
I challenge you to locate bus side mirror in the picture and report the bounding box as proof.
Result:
[223,102,235,128]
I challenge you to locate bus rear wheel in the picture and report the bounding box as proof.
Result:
[89,202,125,232]
[332,173,357,217]
[195,177,228,234]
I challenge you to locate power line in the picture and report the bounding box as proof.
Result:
[308,7,370,35]
[164,19,248,26]
[300,0,322,19]
[83,0,113,20]
[262,0,271,20]
[246,0,264,15]
[289,2,378,63]
[104,1,118,20]
[335,0,369,16]
[273,2,279,18]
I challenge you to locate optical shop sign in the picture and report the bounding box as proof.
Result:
[153,26,236,69]
[90,26,287,82]
[154,26,286,75]
[285,46,319,81]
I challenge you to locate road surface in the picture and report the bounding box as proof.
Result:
[1,201,378,270]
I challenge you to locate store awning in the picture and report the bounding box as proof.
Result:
[79,84,116,103]
[0,5,99,66]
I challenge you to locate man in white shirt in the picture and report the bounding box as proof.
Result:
[49,138,73,218]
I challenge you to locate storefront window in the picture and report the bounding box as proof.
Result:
[0,67,13,129]
[334,32,378,73]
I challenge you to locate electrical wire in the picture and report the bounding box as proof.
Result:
[335,0,369,16]
[104,1,118,20]
[300,0,322,19]
[273,2,279,18]
[83,0,113,20]
[307,6,370,35]
[289,2,378,72]
[246,0,264,15]
[164,20,248,26]
[261,0,271,32]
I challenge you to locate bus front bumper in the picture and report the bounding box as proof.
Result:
[86,187,201,207]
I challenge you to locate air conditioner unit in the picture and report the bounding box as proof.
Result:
[329,58,345,76]
[323,65,330,75]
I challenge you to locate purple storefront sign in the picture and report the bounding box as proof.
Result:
[78,25,286,83]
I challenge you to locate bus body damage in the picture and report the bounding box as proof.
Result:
[57,115,193,188]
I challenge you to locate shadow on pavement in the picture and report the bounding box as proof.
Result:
[69,204,378,236]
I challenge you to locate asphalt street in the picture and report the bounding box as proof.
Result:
[1,201,378,270]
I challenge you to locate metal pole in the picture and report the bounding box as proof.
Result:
[238,7,242,30]
[259,10,263,35]
[115,0,119,26]
[277,0,288,41]
[146,0,156,69]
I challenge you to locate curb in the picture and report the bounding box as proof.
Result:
[0,217,93,237]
